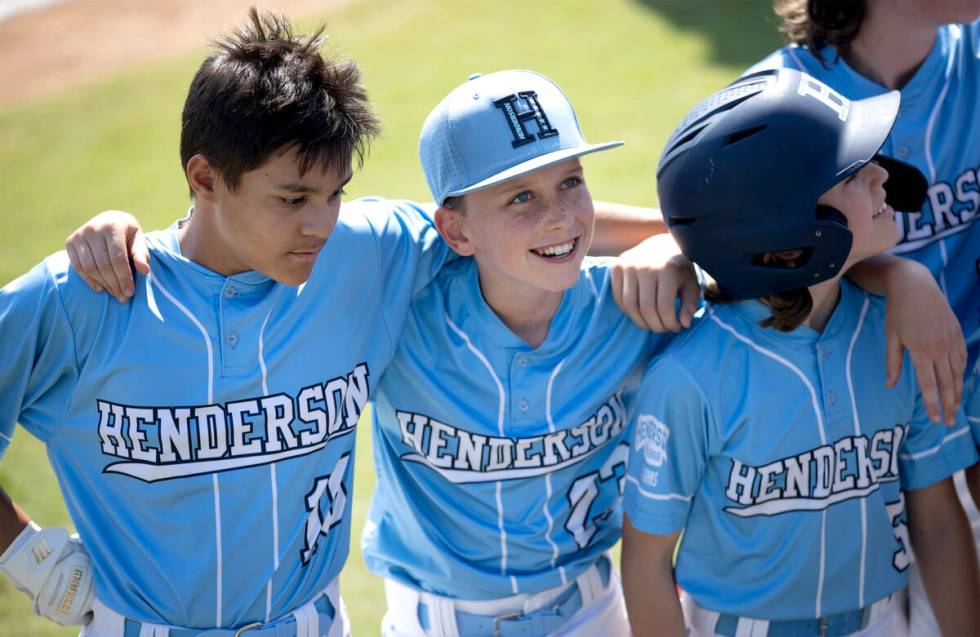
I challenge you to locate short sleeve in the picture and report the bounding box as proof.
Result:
[0,257,80,456]
[356,198,452,298]
[623,356,713,535]
[899,365,979,490]
[966,370,980,449]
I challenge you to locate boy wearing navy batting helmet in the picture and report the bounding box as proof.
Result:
[621,68,980,637]
[749,6,980,634]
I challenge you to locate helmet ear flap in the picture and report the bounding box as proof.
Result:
[815,204,848,227]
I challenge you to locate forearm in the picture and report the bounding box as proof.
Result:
[590,201,666,255]
[909,482,980,635]
[0,487,30,553]
[621,519,685,637]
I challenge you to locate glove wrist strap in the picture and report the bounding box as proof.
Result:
[0,522,68,595]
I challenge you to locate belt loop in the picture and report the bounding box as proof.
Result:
[139,625,171,637]
[418,591,460,637]
[734,617,769,637]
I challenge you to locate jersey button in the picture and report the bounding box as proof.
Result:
[518,399,529,412]
[818,347,829,362]
[226,332,239,348]
[223,286,239,299]
[827,390,836,405]
[897,145,910,158]
[518,357,529,368]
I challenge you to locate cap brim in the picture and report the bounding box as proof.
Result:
[835,90,899,178]
[444,141,624,200]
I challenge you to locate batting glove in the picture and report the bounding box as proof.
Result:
[0,521,94,626]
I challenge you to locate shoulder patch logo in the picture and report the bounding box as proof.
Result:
[636,414,670,468]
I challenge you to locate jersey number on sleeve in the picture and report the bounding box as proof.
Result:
[565,443,628,549]
[301,453,351,564]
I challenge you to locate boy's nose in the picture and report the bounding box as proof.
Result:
[303,203,336,239]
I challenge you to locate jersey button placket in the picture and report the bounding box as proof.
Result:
[218,280,255,375]
[510,354,535,421]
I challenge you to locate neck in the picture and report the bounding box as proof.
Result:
[178,205,245,276]
[803,276,843,333]
[477,270,563,349]
[842,7,937,89]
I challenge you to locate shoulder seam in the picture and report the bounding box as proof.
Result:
[366,204,398,356]
[45,259,84,373]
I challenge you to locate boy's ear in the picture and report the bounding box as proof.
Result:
[435,206,476,256]
[186,154,217,202]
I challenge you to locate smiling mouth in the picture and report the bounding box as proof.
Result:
[872,201,893,220]
[531,238,578,259]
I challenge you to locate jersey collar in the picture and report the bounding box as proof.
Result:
[453,257,581,354]
[147,221,274,287]
[815,26,949,106]
[729,279,863,347]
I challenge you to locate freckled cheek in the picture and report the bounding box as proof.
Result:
[568,189,594,227]
[506,213,542,239]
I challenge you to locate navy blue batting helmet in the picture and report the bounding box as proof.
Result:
[656,68,927,300]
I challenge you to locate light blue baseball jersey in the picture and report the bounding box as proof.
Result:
[748,21,980,368]
[623,279,978,620]
[0,198,448,628]
[361,257,667,599]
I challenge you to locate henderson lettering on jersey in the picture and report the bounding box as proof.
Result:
[895,164,980,252]
[723,424,906,517]
[396,391,628,483]
[97,363,370,482]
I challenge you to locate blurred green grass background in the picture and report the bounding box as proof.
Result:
[0,0,782,634]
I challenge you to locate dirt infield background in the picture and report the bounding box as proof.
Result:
[0,0,352,107]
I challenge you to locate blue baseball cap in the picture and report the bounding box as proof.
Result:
[420,70,623,205]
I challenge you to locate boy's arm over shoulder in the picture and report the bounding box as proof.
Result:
[344,197,452,297]
[623,354,714,536]
[849,256,965,426]
[0,254,98,453]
